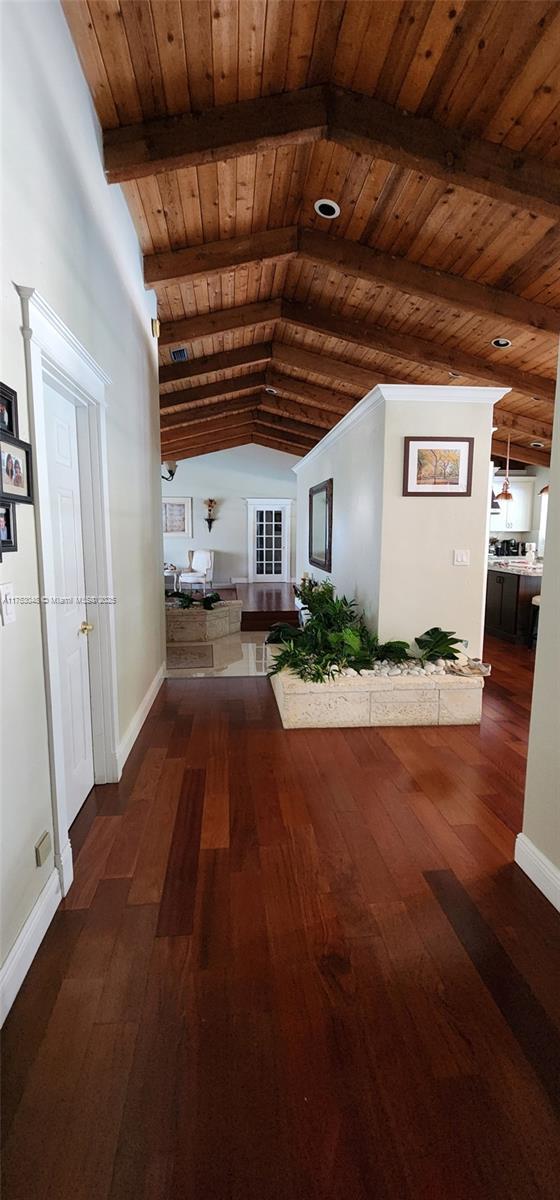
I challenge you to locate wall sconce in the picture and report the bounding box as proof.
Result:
[205,498,217,531]
[161,460,177,481]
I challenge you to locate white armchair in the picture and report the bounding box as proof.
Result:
[178,550,214,594]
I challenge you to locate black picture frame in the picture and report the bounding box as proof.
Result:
[0,382,18,438]
[0,500,17,552]
[0,433,33,504]
[309,478,333,573]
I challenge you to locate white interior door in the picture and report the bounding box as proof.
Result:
[45,385,94,826]
[248,499,292,582]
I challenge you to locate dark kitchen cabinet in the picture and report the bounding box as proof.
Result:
[484,570,541,643]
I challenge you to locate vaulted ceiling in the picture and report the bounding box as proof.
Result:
[64,0,560,464]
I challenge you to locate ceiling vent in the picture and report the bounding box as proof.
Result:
[170,347,188,363]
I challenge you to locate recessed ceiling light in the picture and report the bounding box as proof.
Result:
[265,386,278,395]
[314,198,341,219]
[530,441,545,449]
[448,371,461,379]
[491,337,512,349]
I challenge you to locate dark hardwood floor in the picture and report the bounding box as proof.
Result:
[3,636,560,1199]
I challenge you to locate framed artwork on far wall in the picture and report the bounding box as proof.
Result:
[162,497,193,536]
[403,437,474,497]
[0,501,17,552]
[0,382,18,438]
[0,434,33,503]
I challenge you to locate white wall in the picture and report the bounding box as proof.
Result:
[0,1,164,973]
[295,401,385,627]
[162,444,299,583]
[295,385,499,656]
[516,358,560,910]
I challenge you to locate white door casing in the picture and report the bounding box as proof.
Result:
[45,384,94,826]
[17,287,119,896]
[246,498,293,583]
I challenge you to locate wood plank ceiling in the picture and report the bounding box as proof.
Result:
[64,0,560,464]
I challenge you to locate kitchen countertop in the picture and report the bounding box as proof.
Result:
[488,560,543,577]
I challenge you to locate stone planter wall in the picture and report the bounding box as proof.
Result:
[270,668,484,728]
[166,600,243,644]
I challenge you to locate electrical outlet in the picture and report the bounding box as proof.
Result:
[453,549,470,566]
[35,831,52,867]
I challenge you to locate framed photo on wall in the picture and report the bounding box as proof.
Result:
[0,382,18,438]
[403,437,474,497]
[0,501,17,552]
[0,434,33,503]
[162,497,193,536]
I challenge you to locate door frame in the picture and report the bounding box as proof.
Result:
[246,497,293,583]
[17,287,119,895]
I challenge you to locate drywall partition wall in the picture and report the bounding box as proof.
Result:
[294,394,386,628]
[377,387,500,657]
[294,385,504,656]
[516,356,560,911]
[162,444,299,582]
[0,2,163,990]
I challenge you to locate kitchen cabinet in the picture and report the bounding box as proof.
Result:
[490,478,534,533]
[485,569,541,643]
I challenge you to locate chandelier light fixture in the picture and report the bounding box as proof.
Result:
[496,435,513,502]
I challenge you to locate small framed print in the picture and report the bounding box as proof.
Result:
[403,437,474,497]
[162,497,193,536]
[0,383,18,438]
[0,501,17,552]
[0,434,33,503]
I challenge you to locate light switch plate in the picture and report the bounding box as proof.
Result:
[0,583,16,624]
[453,549,470,566]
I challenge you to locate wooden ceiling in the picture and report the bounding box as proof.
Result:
[64,0,560,463]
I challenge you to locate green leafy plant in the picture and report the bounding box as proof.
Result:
[268,584,413,682]
[169,590,222,611]
[293,576,332,608]
[415,627,464,662]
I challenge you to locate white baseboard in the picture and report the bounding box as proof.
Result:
[515,833,560,912]
[0,869,61,1025]
[116,662,165,778]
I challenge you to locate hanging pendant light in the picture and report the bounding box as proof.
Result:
[496,435,513,501]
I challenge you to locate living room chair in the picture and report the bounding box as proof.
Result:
[178,550,214,595]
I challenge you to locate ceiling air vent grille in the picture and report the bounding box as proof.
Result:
[170,347,188,362]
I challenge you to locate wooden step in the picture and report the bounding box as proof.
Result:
[241,609,299,632]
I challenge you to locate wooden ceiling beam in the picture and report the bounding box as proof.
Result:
[163,418,256,452]
[328,88,560,223]
[159,343,272,388]
[252,431,310,456]
[159,301,281,349]
[146,228,297,290]
[160,372,266,417]
[492,409,553,443]
[172,434,256,462]
[491,439,550,467]
[105,86,560,221]
[150,226,560,334]
[281,302,556,406]
[254,409,327,441]
[265,367,353,414]
[160,397,256,438]
[299,229,560,335]
[105,87,328,183]
[272,341,382,392]
[259,394,335,429]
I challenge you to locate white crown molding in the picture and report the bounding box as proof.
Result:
[515,833,560,912]
[292,383,508,473]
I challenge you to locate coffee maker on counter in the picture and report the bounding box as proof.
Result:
[489,538,526,556]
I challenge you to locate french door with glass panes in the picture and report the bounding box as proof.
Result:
[247,499,292,582]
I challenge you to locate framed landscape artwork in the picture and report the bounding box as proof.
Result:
[403,437,474,497]
[162,497,193,536]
